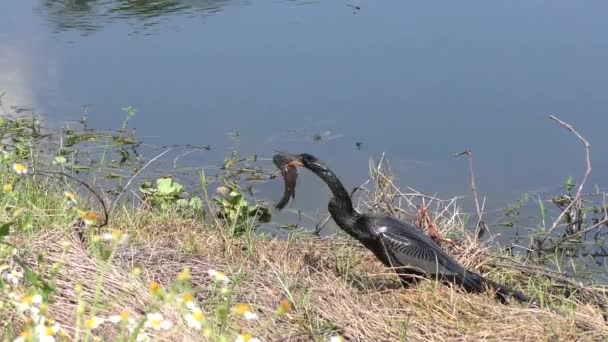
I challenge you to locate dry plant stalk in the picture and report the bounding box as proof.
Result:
[540,115,592,246]
[455,150,487,240]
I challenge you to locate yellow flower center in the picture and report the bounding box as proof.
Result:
[14,163,27,173]
[151,319,162,327]
[120,310,130,321]
[279,300,292,313]
[22,295,33,304]
[80,211,98,221]
[183,293,194,303]
[241,333,253,342]
[177,268,191,281]
[3,184,12,193]
[45,327,55,336]
[234,304,251,314]
[85,318,95,329]
[148,281,161,293]
[192,311,204,321]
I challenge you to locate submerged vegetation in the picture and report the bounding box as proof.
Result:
[1,111,608,341]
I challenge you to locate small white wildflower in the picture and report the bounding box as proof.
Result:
[13,163,28,175]
[233,304,258,321]
[64,191,77,205]
[244,311,258,321]
[144,312,172,331]
[184,307,204,330]
[329,336,345,342]
[102,230,129,244]
[117,233,129,244]
[179,293,197,310]
[5,269,23,285]
[109,310,134,325]
[135,332,151,342]
[17,294,43,312]
[235,334,262,342]
[36,321,60,342]
[207,269,230,283]
[79,211,98,226]
[13,330,30,342]
[85,316,105,330]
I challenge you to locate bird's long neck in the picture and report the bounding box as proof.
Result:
[308,166,360,232]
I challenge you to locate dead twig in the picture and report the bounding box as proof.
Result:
[455,150,486,240]
[34,171,109,228]
[540,115,592,245]
[542,217,608,251]
[111,147,173,213]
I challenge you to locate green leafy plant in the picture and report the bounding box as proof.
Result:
[139,177,204,217]
[213,185,270,237]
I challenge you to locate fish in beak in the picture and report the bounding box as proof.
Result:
[272,152,302,210]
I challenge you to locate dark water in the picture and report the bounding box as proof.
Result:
[2,1,608,235]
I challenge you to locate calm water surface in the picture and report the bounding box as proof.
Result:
[2,0,608,234]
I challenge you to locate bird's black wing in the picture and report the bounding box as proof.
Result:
[366,216,529,301]
[366,216,467,278]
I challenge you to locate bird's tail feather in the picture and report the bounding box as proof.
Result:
[459,271,532,303]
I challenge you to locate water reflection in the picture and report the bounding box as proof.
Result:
[0,42,41,116]
[37,0,237,33]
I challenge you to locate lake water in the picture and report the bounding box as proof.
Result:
[2,0,608,236]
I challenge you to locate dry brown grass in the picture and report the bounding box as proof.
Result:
[8,157,608,341]
[14,219,608,342]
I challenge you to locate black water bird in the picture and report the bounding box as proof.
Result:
[274,152,531,302]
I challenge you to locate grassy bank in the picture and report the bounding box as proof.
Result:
[1,115,608,341]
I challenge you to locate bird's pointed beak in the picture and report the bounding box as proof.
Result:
[286,160,303,167]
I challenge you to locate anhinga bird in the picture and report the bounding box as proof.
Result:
[274,152,531,302]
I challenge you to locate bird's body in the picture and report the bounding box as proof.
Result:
[275,152,530,302]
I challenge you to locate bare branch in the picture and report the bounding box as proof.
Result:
[111,147,174,213]
[455,150,486,240]
[540,115,592,244]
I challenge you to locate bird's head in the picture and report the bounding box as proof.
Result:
[273,151,330,174]
[298,153,328,171]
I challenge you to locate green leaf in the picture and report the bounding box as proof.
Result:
[0,221,13,237]
[189,197,203,210]
[566,176,574,192]
[22,213,34,231]
[156,178,183,196]
[53,156,67,165]
[156,178,172,194]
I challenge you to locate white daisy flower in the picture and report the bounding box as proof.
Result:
[144,312,172,331]
[17,294,43,312]
[5,269,23,285]
[85,316,105,330]
[207,269,230,283]
[35,321,60,342]
[184,307,204,330]
[13,163,28,175]
[233,304,258,321]
[235,334,262,342]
